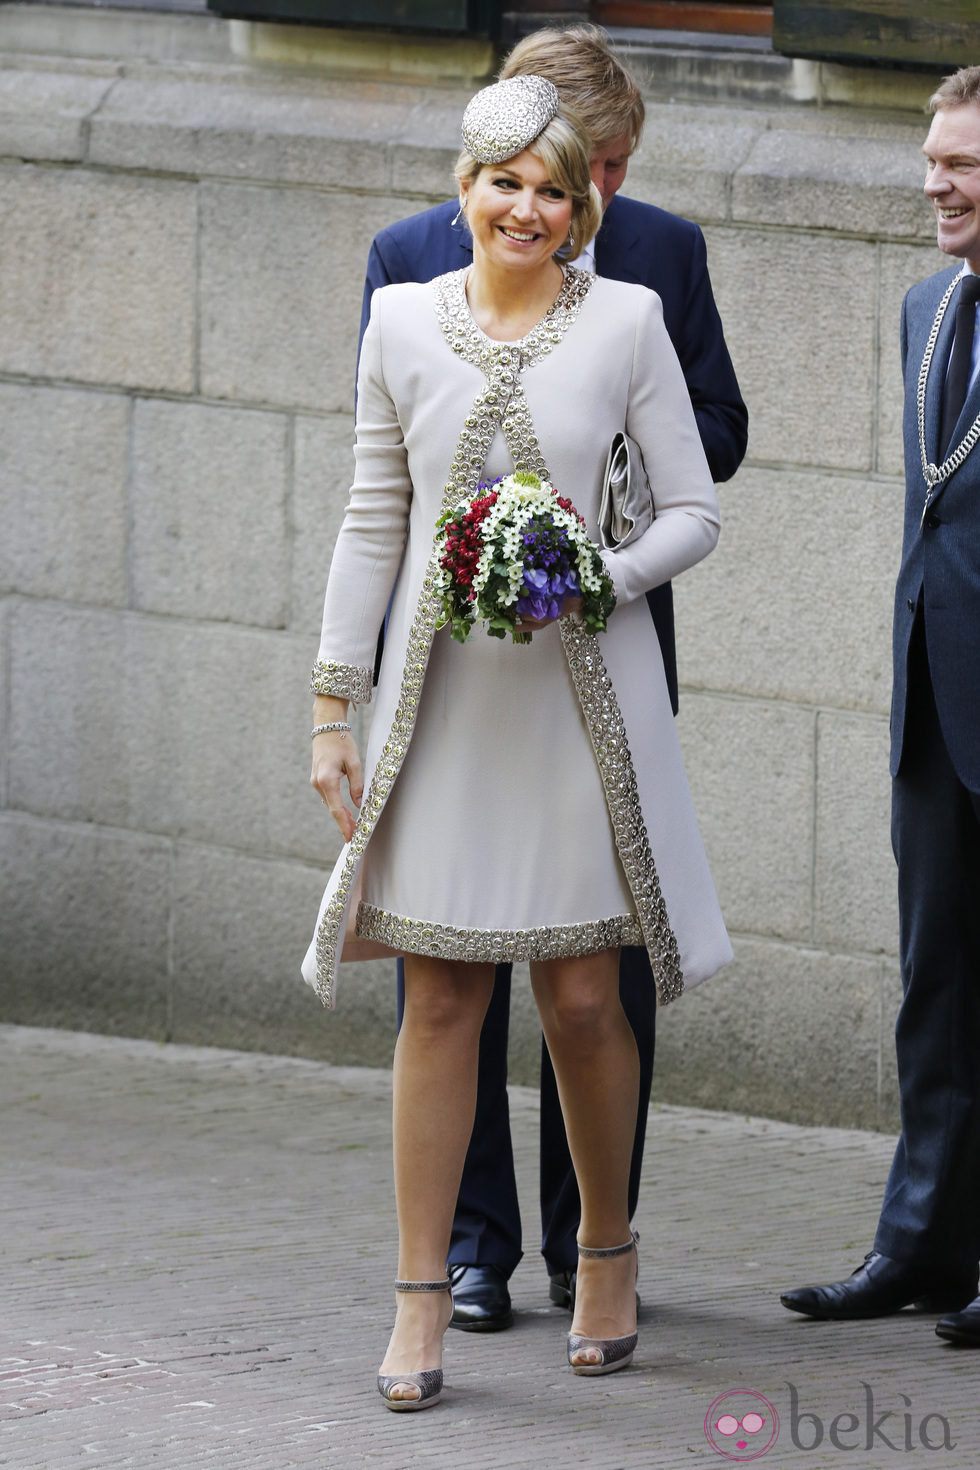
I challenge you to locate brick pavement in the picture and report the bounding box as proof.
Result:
[1,1024,977,1469]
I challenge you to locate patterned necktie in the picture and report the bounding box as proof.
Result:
[939,273,980,459]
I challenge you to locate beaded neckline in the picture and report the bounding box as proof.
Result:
[434,265,593,372]
[459,265,583,349]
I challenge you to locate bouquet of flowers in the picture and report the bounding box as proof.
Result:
[434,471,616,645]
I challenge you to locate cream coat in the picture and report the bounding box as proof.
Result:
[302,269,731,1006]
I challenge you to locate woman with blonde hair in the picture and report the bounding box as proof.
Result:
[304,74,730,1411]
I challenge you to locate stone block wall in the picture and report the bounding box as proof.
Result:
[0,15,947,1127]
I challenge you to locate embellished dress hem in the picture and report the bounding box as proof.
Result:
[355,902,643,963]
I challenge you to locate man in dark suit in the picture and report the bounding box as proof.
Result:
[781,67,980,1345]
[360,26,747,1330]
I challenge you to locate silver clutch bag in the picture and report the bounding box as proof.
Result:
[598,431,654,551]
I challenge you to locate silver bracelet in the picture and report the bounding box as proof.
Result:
[311,722,350,738]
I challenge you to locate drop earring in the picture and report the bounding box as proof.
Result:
[452,198,467,227]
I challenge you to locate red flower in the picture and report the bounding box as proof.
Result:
[555,492,585,526]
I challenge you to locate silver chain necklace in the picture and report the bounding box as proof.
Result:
[917,274,980,528]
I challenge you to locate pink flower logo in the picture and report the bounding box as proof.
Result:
[704,1389,780,1460]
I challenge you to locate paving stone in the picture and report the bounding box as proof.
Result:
[0,595,10,806]
[291,412,355,635]
[1,1025,977,1467]
[654,937,897,1131]
[0,818,170,1036]
[157,620,348,862]
[755,108,925,142]
[704,226,878,471]
[169,843,396,1066]
[626,103,760,222]
[88,74,398,188]
[7,603,336,862]
[677,692,815,943]
[0,163,196,392]
[8,604,171,832]
[0,5,230,64]
[130,397,289,626]
[199,183,409,412]
[384,89,479,199]
[676,465,902,716]
[814,710,898,958]
[233,23,492,87]
[0,383,127,606]
[732,130,932,237]
[0,65,113,161]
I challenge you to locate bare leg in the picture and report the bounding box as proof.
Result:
[530,948,640,1364]
[379,954,496,1400]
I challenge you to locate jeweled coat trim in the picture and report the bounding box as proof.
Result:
[313,268,683,1006]
[310,659,373,704]
[356,904,644,962]
[560,620,683,1004]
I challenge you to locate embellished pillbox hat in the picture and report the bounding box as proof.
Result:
[461,75,561,165]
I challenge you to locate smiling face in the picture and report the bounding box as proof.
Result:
[460,148,573,274]
[923,103,980,270]
[590,131,632,212]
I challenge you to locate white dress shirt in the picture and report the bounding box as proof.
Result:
[570,236,596,275]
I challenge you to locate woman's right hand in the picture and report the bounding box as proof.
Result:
[311,730,364,843]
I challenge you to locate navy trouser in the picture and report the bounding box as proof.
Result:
[398,946,656,1278]
[874,618,980,1273]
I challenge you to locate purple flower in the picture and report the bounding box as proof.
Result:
[515,593,550,619]
[516,591,564,619]
[521,567,550,593]
[549,570,579,598]
[515,565,580,621]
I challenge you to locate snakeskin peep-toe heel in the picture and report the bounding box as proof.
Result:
[567,1233,639,1377]
[377,1278,453,1412]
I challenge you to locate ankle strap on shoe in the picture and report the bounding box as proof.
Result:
[394,1278,452,1292]
[577,1231,638,1260]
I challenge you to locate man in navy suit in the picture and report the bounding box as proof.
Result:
[781,67,980,1344]
[360,26,747,1330]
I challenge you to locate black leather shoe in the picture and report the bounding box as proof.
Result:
[447,1264,513,1332]
[780,1252,979,1320]
[936,1294,980,1345]
[549,1269,576,1311]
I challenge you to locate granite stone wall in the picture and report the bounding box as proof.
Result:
[0,17,946,1126]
